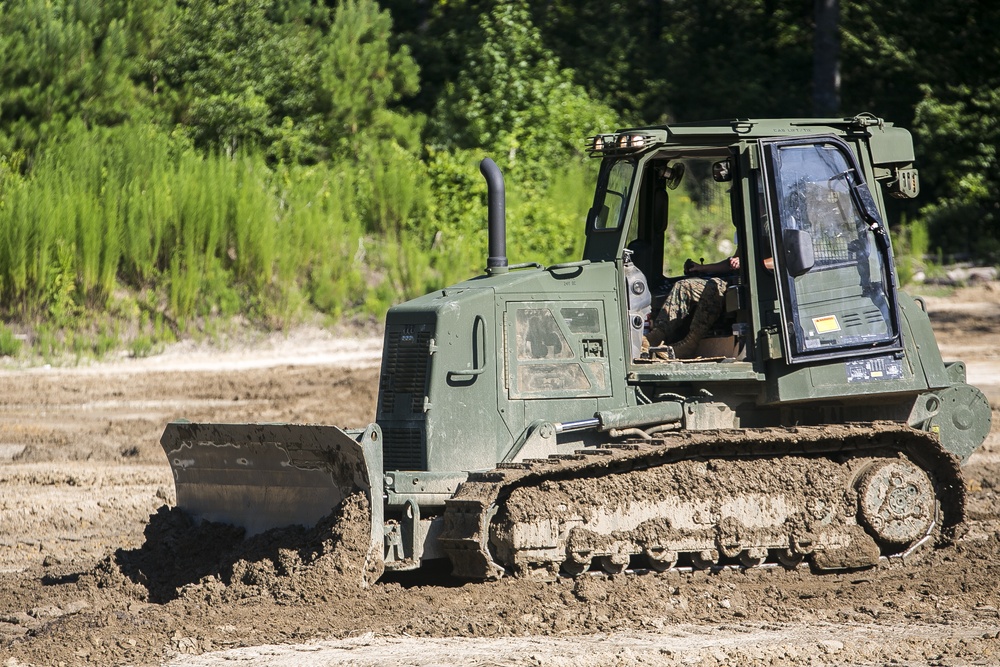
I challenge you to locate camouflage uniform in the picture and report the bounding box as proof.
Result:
[652,277,728,344]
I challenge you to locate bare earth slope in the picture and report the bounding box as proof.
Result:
[1,286,998,667]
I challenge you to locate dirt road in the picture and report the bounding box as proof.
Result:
[0,286,998,666]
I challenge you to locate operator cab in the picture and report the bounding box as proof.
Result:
[583,125,905,372]
[584,143,751,364]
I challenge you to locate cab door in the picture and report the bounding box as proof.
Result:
[758,135,903,364]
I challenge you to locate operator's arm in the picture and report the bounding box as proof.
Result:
[685,255,740,276]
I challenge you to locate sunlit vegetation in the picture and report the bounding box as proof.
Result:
[0,0,995,360]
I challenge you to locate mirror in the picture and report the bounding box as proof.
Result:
[712,160,732,182]
[783,228,815,277]
[587,205,608,231]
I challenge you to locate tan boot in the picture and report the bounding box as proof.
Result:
[661,279,726,359]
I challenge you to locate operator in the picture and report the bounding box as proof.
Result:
[641,253,739,360]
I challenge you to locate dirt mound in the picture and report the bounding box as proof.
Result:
[91,493,378,606]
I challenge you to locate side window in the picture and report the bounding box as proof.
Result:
[592,159,636,230]
[761,137,900,362]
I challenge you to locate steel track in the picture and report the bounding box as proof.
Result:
[439,423,964,579]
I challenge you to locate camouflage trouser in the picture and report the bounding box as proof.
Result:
[652,277,727,343]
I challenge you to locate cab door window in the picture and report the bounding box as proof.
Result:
[591,159,636,230]
[760,136,901,362]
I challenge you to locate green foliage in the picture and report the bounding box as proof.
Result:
[151,0,420,163]
[130,334,155,358]
[0,324,21,357]
[430,0,618,188]
[506,162,596,265]
[893,218,932,286]
[0,122,375,329]
[0,0,165,154]
[422,146,490,280]
[662,191,737,275]
[1,0,998,361]
[45,241,79,326]
[841,0,1000,261]
[316,0,421,150]
[154,0,306,155]
[913,85,1000,262]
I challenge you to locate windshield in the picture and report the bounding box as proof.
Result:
[592,159,636,230]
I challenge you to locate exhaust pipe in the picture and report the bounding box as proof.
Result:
[480,158,508,274]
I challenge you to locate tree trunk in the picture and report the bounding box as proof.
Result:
[813,0,840,116]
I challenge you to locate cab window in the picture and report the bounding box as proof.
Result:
[591,159,636,230]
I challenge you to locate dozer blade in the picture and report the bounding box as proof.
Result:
[160,422,384,544]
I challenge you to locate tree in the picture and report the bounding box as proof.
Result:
[430,0,617,185]
[813,0,840,116]
[0,0,162,155]
[313,0,420,152]
[842,0,1000,260]
[914,86,1000,261]
[149,0,420,162]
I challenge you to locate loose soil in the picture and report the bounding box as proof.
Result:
[1,285,999,667]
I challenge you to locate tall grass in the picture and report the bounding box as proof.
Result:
[893,217,933,286]
[1,122,734,349]
[0,124,370,327]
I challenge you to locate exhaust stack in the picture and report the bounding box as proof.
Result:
[480,158,508,274]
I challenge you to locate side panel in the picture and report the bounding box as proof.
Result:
[763,329,932,405]
[380,287,511,474]
[498,262,629,442]
[379,262,630,474]
[896,291,951,390]
[425,286,513,472]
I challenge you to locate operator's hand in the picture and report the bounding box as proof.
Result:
[728,256,740,271]
[683,258,699,276]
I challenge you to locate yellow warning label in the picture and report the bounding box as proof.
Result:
[812,315,841,334]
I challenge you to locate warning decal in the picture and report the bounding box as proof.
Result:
[812,315,841,334]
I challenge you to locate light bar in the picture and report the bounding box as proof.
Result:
[585,133,657,156]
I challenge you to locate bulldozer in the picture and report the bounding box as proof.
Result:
[161,115,991,582]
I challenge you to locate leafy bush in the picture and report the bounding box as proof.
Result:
[430,0,618,190]
[914,85,1000,263]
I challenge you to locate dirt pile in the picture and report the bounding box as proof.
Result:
[90,492,378,606]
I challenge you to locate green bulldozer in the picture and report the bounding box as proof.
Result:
[161,115,991,582]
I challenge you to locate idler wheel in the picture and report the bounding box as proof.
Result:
[856,460,935,546]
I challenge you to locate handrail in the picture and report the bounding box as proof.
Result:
[446,315,488,380]
[547,259,591,271]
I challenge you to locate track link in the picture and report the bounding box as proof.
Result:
[439,423,964,579]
